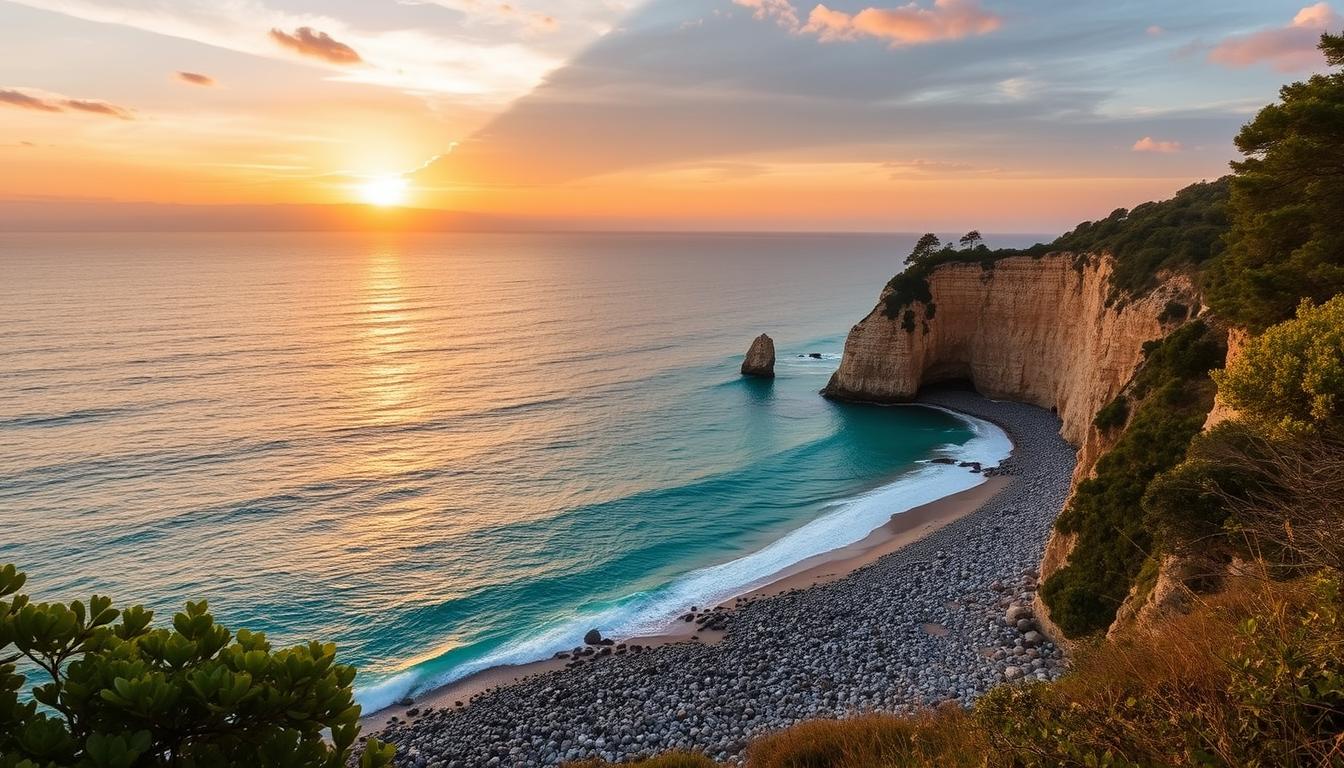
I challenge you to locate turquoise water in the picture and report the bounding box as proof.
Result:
[0,232,1017,711]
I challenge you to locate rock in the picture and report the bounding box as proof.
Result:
[1005,605,1032,625]
[808,353,823,359]
[1023,631,1044,647]
[394,696,414,707]
[1003,666,1024,681]
[741,334,776,378]
[584,629,603,645]
[931,457,957,465]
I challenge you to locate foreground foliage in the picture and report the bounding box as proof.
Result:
[0,566,393,768]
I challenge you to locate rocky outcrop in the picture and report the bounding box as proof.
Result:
[1203,327,1249,430]
[823,253,1203,642]
[742,334,776,378]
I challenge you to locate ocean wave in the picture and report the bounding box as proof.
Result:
[355,406,1011,713]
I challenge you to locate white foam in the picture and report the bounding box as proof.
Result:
[356,407,1012,713]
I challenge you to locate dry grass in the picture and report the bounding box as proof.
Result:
[745,707,984,768]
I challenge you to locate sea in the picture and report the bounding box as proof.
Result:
[0,231,1036,711]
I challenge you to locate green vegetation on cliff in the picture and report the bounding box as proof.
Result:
[880,177,1231,322]
[1041,322,1225,636]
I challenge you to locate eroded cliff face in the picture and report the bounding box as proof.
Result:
[824,253,1202,643]
[824,254,1199,450]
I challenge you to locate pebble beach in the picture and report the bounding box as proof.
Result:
[369,389,1077,767]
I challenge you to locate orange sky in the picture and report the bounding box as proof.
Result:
[0,0,1337,230]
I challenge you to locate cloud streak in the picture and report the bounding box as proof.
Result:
[737,0,1002,46]
[0,88,132,118]
[1209,2,1339,72]
[175,71,216,86]
[1132,136,1182,153]
[269,26,363,64]
[803,0,1001,45]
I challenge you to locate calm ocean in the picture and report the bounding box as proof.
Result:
[0,231,1026,710]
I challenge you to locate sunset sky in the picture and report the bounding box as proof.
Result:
[0,0,1338,231]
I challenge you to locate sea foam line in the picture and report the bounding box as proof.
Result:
[357,406,1012,713]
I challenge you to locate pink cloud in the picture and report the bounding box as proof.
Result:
[802,0,1001,46]
[1209,2,1339,72]
[269,27,362,65]
[0,87,132,119]
[175,71,216,87]
[1133,137,1183,154]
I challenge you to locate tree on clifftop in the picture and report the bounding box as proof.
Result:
[1208,31,1344,331]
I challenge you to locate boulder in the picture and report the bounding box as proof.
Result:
[741,334,776,378]
[583,629,603,645]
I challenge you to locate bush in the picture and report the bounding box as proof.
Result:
[1213,295,1344,436]
[1093,395,1129,432]
[0,564,393,768]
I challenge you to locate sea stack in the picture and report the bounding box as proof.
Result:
[741,334,776,378]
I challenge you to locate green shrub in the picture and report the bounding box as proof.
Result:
[1043,323,1225,637]
[0,564,393,768]
[1214,295,1344,436]
[1093,395,1129,432]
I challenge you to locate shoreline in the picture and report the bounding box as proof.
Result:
[368,390,1078,764]
[361,403,1011,731]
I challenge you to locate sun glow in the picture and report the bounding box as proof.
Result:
[359,176,410,207]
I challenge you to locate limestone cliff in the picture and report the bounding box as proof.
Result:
[823,253,1203,642]
[824,253,1199,450]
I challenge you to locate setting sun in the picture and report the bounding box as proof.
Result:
[359,176,409,207]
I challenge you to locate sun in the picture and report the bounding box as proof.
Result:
[359,176,409,207]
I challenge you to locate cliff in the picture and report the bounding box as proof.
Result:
[824,253,1199,449]
[823,253,1203,641]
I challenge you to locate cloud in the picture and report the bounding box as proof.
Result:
[1132,136,1182,153]
[0,87,132,118]
[1146,25,1164,37]
[800,0,1001,46]
[733,0,801,30]
[1209,2,1339,72]
[0,88,63,112]
[269,26,363,64]
[175,71,216,86]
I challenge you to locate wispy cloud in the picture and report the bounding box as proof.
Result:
[737,0,1002,46]
[269,26,362,64]
[175,71,216,86]
[802,0,1001,46]
[0,88,62,112]
[0,87,132,118]
[4,0,595,99]
[1132,136,1182,153]
[1209,2,1339,72]
[733,0,801,30]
